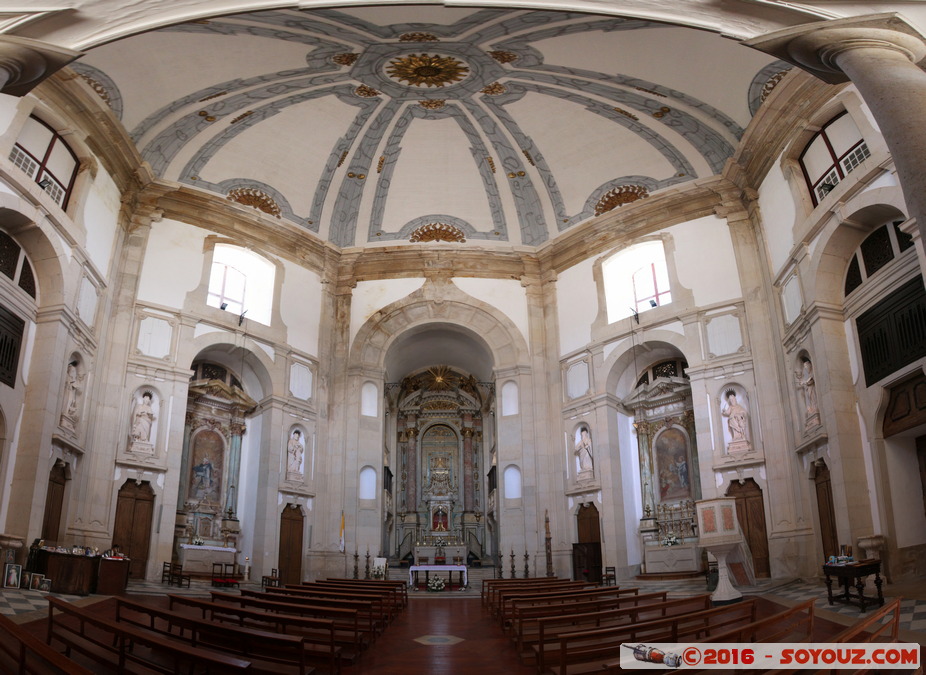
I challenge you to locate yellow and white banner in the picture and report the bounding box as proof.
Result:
[618,643,921,670]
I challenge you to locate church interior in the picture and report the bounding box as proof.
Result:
[0,0,926,667]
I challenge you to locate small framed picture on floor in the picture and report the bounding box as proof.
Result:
[39,578,52,592]
[30,573,44,591]
[3,549,14,564]
[3,563,21,588]
[21,571,32,589]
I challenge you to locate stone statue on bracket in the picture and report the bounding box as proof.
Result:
[59,359,86,433]
[128,391,157,454]
[286,429,304,479]
[574,425,594,479]
[795,358,821,431]
[720,389,752,453]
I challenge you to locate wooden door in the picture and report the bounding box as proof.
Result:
[575,504,601,582]
[113,480,154,579]
[726,478,771,578]
[577,503,601,543]
[41,461,67,542]
[813,460,838,560]
[279,505,304,585]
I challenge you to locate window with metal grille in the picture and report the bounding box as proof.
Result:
[844,222,911,299]
[799,112,869,207]
[857,276,926,387]
[8,116,79,209]
[0,230,37,299]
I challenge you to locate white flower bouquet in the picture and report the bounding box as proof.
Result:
[427,575,446,592]
[661,533,680,547]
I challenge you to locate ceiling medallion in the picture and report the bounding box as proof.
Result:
[387,53,469,88]
[400,32,439,42]
[419,99,446,110]
[333,53,359,66]
[481,82,506,96]
[409,222,466,243]
[488,50,518,64]
[594,185,649,216]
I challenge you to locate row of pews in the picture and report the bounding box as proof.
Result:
[482,576,907,675]
[39,577,407,674]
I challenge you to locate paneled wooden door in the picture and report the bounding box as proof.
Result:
[813,460,839,560]
[112,480,154,579]
[41,461,67,542]
[279,505,304,585]
[725,478,771,578]
[574,503,602,582]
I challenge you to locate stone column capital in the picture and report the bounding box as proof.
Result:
[745,13,926,85]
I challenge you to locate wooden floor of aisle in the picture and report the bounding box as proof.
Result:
[343,596,534,674]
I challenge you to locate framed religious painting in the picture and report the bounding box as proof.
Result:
[3,563,21,588]
[30,573,44,591]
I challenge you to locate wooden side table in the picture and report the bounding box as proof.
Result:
[822,560,884,612]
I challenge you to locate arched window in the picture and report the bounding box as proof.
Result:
[799,112,870,206]
[603,241,672,323]
[503,465,521,499]
[500,381,519,416]
[207,244,275,325]
[9,116,79,209]
[844,221,914,297]
[359,466,377,500]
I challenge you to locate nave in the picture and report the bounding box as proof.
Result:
[4,575,925,674]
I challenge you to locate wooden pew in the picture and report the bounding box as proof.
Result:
[260,586,390,628]
[321,578,409,609]
[288,582,400,620]
[45,596,252,674]
[500,586,634,629]
[0,610,93,675]
[211,590,371,653]
[116,597,316,675]
[168,594,344,672]
[699,599,815,644]
[536,597,759,674]
[482,578,570,609]
[513,592,693,662]
[492,581,598,617]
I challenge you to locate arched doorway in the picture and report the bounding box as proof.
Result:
[279,505,304,585]
[113,480,155,579]
[813,459,838,560]
[725,478,770,578]
[572,503,602,583]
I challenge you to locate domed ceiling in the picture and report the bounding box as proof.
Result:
[72,6,788,248]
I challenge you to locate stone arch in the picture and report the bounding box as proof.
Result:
[185,332,276,400]
[349,280,530,373]
[604,337,693,398]
[0,195,68,307]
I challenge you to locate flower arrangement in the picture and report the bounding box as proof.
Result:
[371,565,386,580]
[427,575,446,592]
[191,536,205,546]
[661,533,680,547]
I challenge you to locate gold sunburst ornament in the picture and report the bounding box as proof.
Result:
[387,53,469,88]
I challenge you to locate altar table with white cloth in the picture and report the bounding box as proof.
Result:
[178,544,237,575]
[409,564,467,589]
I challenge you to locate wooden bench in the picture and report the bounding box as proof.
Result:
[258,587,389,630]
[211,591,371,653]
[317,579,408,610]
[482,578,570,609]
[535,597,760,674]
[500,586,634,629]
[46,596,251,674]
[698,598,815,644]
[492,581,598,617]
[290,582,402,619]
[0,610,93,674]
[116,597,315,674]
[168,594,345,672]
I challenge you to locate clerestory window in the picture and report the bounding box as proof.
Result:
[9,116,79,209]
[799,112,870,206]
[207,244,275,325]
[603,240,672,323]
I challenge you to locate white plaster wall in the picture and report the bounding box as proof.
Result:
[557,257,596,356]
[279,260,322,357]
[238,412,263,563]
[349,278,425,344]
[80,169,121,275]
[452,278,529,348]
[0,95,19,135]
[618,410,642,565]
[758,155,798,275]
[667,215,743,306]
[884,435,926,549]
[137,219,212,308]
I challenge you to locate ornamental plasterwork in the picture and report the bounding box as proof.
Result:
[400,32,439,42]
[333,53,359,66]
[594,184,649,216]
[409,222,466,243]
[80,74,112,107]
[387,53,470,88]
[488,50,518,63]
[418,99,446,110]
[355,85,380,97]
[226,187,282,218]
[481,82,506,95]
[761,70,790,102]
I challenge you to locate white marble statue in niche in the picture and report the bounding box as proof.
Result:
[795,357,821,431]
[286,429,305,478]
[60,358,86,432]
[720,388,752,453]
[574,425,594,479]
[129,390,157,453]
